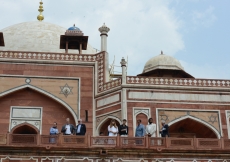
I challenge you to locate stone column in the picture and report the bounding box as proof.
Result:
[99,23,110,82]
[120,57,127,121]
[98,23,110,52]
[120,57,127,84]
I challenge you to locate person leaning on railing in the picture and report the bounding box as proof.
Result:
[135,119,145,145]
[75,119,86,135]
[108,119,118,136]
[119,119,128,137]
[49,122,59,143]
[159,120,169,137]
[61,118,75,135]
[145,118,156,137]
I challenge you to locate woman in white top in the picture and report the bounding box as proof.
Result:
[108,119,118,136]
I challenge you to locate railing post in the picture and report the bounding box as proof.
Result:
[116,135,120,148]
[193,137,197,150]
[165,137,169,148]
[58,133,63,146]
[37,134,40,145]
[145,135,149,148]
[87,134,91,148]
[221,137,224,150]
[6,132,10,145]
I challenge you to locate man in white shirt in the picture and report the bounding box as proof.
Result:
[146,118,156,137]
[61,118,75,135]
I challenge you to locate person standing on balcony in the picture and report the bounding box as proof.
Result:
[135,119,145,137]
[108,119,118,136]
[146,118,156,137]
[119,119,128,137]
[50,122,59,135]
[75,119,86,135]
[160,120,169,137]
[61,118,75,135]
[49,122,59,143]
[135,119,145,145]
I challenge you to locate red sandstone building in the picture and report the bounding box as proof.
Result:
[0,2,230,162]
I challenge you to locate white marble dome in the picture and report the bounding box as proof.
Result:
[0,21,96,54]
[143,53,184,73]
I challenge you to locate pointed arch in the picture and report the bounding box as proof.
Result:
[11,122,39,134]
[168,115,221,139]
[0,84,78,124]
[96,116,122,136]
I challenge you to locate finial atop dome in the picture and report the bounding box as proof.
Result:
[37,0,44,21]
[99,23,110,34]
[65,24,83,36]
[161,50,163,55]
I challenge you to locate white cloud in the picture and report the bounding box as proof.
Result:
[0,0,184,76]
[192,6,217,28]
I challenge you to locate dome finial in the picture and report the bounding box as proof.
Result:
[37,0,44,21]
[161,50,163,55]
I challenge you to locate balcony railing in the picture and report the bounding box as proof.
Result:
[0,133,230,150]
[126,76,230,88]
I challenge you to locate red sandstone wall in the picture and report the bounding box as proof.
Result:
[0,88,75,134]
[127,102,229,138]
[0,63,94,135]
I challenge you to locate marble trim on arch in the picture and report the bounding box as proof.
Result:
[156,108,222,138]
[225,110,230,139]
[96,111,122,135]
[0,156,38,162]
[0,84,78,125]
[168,115,221,139]
[132,107,151,137]
[57,157,93,162]
[41,157,54,162]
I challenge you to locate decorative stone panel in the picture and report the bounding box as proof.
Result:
[10,107,42,132]
[129,91,230,103]
[96,111,121,128]
[157,109,221,136]
[97,94,120,107]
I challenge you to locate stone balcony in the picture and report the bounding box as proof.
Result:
[1,134,230,151]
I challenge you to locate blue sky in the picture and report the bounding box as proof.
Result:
[0,0,229,79]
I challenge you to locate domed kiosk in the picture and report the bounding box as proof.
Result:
[0,21,96,54]
[138,51,194,78]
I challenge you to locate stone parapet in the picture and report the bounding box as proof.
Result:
[127,76,230,88]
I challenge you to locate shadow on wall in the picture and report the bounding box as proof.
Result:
[169,118,217,138]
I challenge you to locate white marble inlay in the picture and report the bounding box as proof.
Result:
[11,120,41,130]
[97,94,120,107]
[12,108,41,118]
[129,92,230,102]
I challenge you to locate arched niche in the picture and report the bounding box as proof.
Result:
[11,123,39,134]
[0,87,76,134]
[0,84,78,124]
[96,116,121,136]
[168,116,220,138]
[136,113,148,126]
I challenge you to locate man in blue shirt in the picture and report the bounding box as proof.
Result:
[135,119,145,137]
[135,119,145,145]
